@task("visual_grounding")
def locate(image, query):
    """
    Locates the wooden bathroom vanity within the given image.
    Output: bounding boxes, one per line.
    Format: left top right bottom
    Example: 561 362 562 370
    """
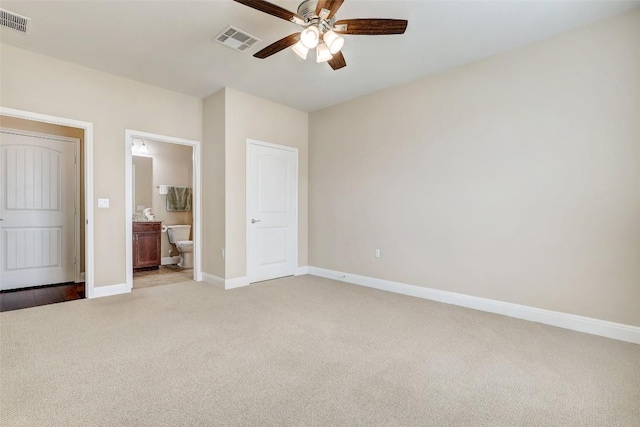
132 221 162 271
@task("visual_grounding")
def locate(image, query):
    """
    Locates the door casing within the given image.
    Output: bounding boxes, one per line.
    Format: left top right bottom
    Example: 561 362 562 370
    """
0 107 95 297
124 129 202 293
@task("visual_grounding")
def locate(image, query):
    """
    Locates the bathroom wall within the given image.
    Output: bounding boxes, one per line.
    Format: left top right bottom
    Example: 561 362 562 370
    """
0 115 86 275
139 139 193 260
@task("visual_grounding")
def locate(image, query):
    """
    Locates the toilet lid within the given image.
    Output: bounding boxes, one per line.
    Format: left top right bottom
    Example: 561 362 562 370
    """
176 240 193 246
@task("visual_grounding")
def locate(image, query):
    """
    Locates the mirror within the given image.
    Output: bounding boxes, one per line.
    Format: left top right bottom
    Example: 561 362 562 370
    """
132 156 153 212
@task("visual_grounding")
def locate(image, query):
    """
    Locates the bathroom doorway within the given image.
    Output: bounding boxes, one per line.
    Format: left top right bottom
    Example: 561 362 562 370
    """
125 130 201 292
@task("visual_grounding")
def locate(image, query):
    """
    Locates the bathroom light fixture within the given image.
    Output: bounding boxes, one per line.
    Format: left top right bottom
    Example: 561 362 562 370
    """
131 138 149 155
139 141 148 155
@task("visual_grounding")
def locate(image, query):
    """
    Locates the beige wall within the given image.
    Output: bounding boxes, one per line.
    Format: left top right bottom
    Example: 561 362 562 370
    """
135 140 193 258
309 10 640 326
0 116 86 273
202 89 226 278
0 44 202 288
225 88 309 279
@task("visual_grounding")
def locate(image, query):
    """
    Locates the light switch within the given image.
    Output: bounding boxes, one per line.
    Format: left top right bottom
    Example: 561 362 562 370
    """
98 198 110 208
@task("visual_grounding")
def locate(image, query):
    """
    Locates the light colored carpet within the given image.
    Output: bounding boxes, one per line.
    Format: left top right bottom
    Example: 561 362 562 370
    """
1 275 639 426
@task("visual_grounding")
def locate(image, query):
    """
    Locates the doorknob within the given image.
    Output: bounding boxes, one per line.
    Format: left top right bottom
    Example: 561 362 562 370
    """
251 219 261 224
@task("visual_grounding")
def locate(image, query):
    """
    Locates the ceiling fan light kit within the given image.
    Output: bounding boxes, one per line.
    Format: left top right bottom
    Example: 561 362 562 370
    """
300 25 320 49
292 40 309 59
323 29 344 54
233 0 408 71
316 42 333 63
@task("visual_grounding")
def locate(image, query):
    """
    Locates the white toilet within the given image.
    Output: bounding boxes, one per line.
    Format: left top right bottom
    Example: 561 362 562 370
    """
165 225 193 269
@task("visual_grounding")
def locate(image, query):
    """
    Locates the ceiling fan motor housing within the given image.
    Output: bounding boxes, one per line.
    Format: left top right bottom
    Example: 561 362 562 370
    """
297 0 335 30
297 0 319 19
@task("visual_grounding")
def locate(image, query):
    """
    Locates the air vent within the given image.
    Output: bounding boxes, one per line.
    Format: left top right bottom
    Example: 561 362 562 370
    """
0 9 31 34
214 25 260 52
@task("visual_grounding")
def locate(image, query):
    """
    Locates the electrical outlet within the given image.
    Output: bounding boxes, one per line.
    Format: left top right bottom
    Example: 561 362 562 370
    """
98 198 109 208
375 249 381 258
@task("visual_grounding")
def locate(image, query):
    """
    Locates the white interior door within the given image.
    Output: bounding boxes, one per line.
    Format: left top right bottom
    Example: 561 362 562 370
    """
1 130 77 290
247 141 298 283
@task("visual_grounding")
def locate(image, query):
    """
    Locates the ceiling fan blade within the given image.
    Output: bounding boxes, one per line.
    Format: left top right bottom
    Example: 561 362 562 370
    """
254 33 300 59
334 19 408 35
328 51 346 70
315 0 344 19
233 0 305 24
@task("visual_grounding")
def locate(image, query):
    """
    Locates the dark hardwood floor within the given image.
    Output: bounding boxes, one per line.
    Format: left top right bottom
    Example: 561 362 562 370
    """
0 283 85 312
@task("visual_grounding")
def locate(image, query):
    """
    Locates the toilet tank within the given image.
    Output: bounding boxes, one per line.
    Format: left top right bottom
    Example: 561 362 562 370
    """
166 225 191 243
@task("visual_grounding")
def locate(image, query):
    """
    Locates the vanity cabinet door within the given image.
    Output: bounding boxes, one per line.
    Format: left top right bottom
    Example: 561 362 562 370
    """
133 222 162 270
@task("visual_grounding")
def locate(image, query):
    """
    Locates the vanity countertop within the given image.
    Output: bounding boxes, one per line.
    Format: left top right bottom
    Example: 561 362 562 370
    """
132 214 162 223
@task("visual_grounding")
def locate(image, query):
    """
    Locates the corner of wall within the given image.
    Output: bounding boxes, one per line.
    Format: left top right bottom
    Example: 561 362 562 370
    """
202 88 227 279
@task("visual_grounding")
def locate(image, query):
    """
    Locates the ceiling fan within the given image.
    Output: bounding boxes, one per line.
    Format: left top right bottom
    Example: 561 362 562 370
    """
233 0 408 70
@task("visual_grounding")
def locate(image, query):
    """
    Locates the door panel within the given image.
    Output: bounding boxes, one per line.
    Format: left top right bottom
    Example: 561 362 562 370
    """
248 142 297 283
4 227 61 270
257 226 288 265
1 131 76 290
258 156 289 213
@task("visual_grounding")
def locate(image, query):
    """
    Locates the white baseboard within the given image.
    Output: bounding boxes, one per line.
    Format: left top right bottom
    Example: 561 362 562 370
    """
161 256 181 265
90 282 128 299
201 272 225 289
308 266 640 345
225 276 250 290
201 273 250 290
295 266 309 276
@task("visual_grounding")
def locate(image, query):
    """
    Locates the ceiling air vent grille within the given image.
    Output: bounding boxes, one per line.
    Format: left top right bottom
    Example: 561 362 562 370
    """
0 9 31 34
214 25 260 52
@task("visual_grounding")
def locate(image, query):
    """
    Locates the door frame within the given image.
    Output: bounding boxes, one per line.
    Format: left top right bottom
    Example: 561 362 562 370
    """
0 128 82 285
124 129 202 292
245 139 299 284
0 107 96 297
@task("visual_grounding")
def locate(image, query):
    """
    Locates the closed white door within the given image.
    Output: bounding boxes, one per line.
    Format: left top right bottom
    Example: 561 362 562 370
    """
0 130 77 290
247 141 298 283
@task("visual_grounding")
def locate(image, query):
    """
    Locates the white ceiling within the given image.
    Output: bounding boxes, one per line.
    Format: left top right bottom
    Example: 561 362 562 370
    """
1 1 638 112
